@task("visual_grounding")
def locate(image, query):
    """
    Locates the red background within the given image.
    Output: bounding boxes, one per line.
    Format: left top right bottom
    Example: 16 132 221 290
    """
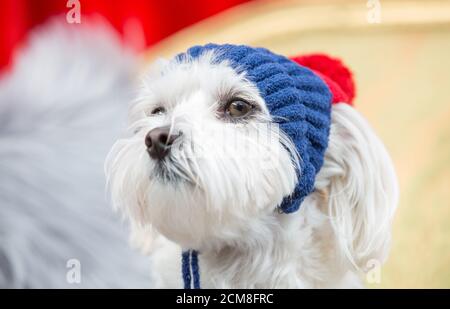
0 0 252 70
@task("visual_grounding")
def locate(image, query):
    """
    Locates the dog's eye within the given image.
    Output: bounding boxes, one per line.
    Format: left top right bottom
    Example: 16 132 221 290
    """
150 107 166 115
225 100 253 118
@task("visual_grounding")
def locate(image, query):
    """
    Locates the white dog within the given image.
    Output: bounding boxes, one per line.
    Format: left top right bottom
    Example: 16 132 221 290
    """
105 46 398 288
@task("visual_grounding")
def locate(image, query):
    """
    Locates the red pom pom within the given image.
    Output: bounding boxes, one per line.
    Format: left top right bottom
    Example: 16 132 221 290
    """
290 54 355 105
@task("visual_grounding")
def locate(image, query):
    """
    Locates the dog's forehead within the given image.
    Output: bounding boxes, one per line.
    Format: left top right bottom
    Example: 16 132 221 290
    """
147 54 252 105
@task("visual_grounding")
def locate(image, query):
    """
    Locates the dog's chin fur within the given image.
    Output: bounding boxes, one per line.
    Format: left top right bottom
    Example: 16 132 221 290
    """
105 54 399 288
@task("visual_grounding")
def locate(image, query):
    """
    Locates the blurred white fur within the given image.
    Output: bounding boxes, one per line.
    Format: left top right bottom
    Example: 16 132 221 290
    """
105 54 399 288
0 19 152 288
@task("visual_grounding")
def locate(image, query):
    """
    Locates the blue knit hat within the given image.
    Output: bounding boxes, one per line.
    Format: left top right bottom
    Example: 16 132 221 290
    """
176 43 332 213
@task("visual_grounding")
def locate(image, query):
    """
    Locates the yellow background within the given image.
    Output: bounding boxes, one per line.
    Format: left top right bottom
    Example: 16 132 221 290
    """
146 0 450 288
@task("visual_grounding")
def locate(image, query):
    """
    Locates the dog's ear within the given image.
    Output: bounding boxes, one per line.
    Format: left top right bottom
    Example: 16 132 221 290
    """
314 103 399 271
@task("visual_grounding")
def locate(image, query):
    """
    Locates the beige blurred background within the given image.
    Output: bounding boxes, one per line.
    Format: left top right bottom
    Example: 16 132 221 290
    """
145 0 450 288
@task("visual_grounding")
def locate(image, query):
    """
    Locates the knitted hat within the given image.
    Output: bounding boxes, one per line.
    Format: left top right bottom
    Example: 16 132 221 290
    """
176 44 355 213
175 44 355 289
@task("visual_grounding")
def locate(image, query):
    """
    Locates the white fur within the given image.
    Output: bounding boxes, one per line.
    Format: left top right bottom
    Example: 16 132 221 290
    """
105 54 399 288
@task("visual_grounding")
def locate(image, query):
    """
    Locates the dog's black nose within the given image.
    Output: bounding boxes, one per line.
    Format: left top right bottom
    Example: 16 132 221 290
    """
145 126 179 160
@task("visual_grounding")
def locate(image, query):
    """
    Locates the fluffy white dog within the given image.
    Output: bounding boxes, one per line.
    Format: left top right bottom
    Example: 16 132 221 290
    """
105 47 398 288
